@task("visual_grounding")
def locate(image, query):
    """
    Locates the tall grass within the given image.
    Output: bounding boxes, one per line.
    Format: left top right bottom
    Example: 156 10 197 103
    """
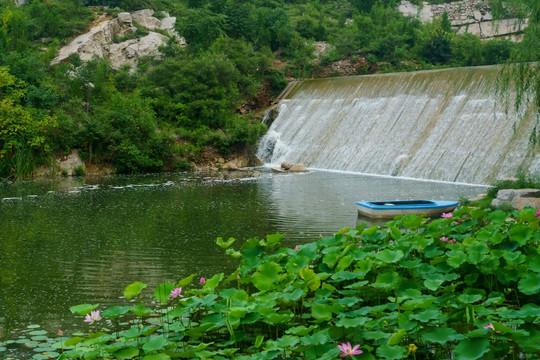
13 145 36 180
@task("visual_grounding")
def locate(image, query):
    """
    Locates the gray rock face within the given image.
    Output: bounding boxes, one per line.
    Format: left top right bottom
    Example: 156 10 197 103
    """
491 188 540 208
51 9 185 71
397 0 528 41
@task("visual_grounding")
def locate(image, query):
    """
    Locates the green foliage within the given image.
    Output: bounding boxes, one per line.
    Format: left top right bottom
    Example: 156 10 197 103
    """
450 32 483 66
483 39 514 65
176 8 227 52
418 21 453 64
0 66 55 178
27 0 95 41
487 173 540 198
265 69 288 96
73 164 85 176
57 207 540 359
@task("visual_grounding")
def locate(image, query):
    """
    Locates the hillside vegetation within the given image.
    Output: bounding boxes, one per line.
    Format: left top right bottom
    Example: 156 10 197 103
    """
0 0 537 179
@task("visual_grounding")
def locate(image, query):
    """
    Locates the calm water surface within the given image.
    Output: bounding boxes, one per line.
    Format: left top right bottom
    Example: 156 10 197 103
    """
0 170 485 356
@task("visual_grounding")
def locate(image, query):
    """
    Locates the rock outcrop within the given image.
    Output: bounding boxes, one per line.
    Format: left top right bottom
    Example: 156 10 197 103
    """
51 10 185 71
491 188 540 210
271 162 309 173
398 0 527 41
56 149 85 176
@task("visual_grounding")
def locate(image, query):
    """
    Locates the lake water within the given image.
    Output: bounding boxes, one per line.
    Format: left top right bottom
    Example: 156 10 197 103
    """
0 170 486 357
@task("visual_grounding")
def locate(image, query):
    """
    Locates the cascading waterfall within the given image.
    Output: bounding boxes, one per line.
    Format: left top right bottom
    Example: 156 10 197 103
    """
256 65 539 184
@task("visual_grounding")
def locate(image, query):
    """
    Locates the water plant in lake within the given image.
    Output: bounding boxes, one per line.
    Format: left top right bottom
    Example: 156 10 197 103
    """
11 206 539 359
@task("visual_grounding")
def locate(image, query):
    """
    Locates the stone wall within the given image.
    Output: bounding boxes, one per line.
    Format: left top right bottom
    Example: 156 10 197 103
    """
398 0 528 40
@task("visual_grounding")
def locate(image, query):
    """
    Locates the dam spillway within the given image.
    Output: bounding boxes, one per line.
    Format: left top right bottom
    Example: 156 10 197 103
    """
257 66 539 185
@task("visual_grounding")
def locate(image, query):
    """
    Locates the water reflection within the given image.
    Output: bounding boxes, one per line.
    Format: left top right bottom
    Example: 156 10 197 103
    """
0 170 485 357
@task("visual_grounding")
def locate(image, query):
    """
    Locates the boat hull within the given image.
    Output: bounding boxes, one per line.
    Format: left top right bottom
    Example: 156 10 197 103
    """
356 200 458 220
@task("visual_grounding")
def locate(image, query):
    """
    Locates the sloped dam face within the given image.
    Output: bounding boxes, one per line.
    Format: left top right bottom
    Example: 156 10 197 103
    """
257 66 539 184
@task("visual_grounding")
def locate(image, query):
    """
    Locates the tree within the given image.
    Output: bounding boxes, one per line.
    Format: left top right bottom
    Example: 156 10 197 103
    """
176 8 227 52
0 67 55 178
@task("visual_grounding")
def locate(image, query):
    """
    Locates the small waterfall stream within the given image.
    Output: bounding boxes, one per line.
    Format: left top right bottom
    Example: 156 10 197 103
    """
257 65 539 184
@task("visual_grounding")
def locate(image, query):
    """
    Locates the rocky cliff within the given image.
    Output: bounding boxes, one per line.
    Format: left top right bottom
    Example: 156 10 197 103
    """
51 9 185 71
398 0 527 40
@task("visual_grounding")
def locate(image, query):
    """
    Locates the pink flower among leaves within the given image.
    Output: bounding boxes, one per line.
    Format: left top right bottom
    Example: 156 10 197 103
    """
440 236 449 242
295 245 299 251
483 322 501 333
170 287 184 299
441 212 453 218
84 310 101 325
337 342 363 358
58 329 63 336
200 277 206 285
536 209 540 218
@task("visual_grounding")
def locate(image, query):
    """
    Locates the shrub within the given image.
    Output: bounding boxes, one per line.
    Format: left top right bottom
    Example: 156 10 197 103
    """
266 69 288 96
73 165 85 177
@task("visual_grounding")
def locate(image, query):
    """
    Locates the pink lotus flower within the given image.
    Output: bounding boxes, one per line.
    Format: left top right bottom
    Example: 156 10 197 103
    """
440 236 449 242
337 342 363 357
84 310 101 325
483 322 501 333
441 212 453 218
295 245 299 251
536 209 540 218
170 287 184 299
58 329 63 336
200 277 206 285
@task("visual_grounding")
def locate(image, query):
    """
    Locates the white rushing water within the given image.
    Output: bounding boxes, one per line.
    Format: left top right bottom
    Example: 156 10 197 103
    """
257 66 539 184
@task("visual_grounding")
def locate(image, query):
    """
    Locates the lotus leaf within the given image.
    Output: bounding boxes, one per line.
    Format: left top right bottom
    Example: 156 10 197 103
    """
113 346 139 359
124 281 147 300
143 354 171 360
216 236 235 249
376 249 404 263
454 338 490 360
299 267 321 291
376 344 405 359
518 272 540 295
142 336 169 352
69 304 99 316
372 272 399 291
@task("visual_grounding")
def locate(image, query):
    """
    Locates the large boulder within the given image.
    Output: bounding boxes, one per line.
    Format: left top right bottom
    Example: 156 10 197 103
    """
491 188 540 208
512 197 540 211
289 164 308 172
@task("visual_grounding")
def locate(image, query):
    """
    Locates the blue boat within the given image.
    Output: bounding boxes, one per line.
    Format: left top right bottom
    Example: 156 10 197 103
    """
356 200 458 219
